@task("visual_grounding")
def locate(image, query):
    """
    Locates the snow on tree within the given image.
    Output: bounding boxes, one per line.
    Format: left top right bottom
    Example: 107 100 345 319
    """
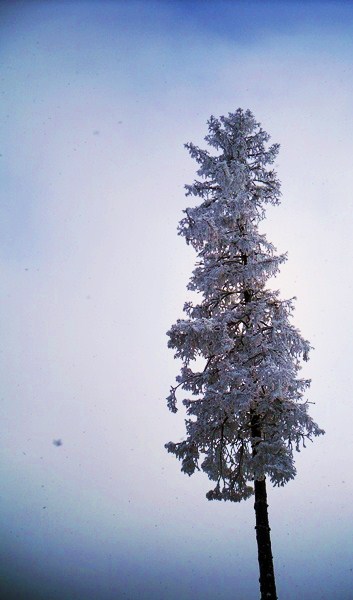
165 109 324 599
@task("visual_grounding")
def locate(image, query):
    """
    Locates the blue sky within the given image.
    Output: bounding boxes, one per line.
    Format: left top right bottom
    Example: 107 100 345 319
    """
1 1 353 598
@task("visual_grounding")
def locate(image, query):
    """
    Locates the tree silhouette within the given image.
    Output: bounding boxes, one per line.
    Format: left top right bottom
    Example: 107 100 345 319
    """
166 109 324 599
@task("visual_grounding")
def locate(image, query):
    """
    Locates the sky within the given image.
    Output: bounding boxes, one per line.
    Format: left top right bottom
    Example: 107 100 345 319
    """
1 1 353 598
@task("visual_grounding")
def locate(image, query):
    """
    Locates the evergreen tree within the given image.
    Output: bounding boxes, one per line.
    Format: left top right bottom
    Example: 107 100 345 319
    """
165 109 324 599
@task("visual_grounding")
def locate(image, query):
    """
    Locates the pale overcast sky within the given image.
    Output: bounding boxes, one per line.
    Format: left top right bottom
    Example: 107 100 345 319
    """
1 1 353 598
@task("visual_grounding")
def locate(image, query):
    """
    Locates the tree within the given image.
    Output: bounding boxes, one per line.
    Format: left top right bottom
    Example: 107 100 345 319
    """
165 109 324 600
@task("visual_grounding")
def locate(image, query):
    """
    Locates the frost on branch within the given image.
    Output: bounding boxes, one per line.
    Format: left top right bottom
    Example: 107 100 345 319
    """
165 109 324 502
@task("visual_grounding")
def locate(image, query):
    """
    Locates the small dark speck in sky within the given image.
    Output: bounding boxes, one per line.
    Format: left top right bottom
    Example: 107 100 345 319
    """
53 439 63 446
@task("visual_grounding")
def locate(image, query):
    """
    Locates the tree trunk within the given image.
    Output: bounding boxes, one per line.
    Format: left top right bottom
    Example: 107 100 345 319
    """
244 274 277 598
251 409 277 599
254 477 277 599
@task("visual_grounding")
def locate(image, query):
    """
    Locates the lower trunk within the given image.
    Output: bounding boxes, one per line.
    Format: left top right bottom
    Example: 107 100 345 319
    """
254 478 277 599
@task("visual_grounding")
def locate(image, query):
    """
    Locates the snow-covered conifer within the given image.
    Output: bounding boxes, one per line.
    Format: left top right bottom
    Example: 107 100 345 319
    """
166 109 324 599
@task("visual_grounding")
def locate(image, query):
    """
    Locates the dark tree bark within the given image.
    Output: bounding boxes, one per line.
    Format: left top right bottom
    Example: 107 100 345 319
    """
244 266 277 598
252 412 277 599
254 478 277 599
